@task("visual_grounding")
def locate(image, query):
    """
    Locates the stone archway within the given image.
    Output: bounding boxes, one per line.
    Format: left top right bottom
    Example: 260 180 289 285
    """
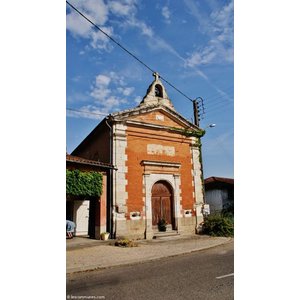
151 181 174 229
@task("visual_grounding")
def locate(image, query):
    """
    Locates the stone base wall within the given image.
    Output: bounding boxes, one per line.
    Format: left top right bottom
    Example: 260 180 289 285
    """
115 216 201 239
115 219 146 240
178 216 197 235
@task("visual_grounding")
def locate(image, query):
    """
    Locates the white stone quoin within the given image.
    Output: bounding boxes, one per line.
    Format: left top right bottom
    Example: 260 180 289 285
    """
113 123 128 213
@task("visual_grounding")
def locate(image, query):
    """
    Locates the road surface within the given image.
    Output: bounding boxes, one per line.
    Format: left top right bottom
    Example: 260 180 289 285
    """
67 240 234 300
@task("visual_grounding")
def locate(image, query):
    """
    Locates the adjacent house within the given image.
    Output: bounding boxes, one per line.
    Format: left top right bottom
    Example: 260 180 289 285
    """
71 73 206 239
204 176 234 214
66 154 115 239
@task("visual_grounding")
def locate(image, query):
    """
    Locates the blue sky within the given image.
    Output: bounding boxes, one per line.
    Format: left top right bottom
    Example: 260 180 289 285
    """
66 0 234 178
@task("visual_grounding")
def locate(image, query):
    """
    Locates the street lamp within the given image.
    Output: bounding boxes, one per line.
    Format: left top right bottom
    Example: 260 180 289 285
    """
206 123 216 129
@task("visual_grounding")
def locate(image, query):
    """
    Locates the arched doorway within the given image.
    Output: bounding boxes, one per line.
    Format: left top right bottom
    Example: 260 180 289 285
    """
151 181 174 229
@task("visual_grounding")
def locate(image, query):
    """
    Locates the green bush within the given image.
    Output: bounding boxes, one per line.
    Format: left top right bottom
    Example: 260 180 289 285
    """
221 203 234 218
115 239 138 247
66 169 103 197
158 219 167 232
202 214 234 237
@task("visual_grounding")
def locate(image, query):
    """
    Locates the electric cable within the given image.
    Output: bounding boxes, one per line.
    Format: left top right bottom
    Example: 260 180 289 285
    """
204 95 234 109
205 102 233 115
66 1 193 103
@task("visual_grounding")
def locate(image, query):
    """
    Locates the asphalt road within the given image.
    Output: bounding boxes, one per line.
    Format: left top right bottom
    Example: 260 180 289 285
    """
67 240 234 300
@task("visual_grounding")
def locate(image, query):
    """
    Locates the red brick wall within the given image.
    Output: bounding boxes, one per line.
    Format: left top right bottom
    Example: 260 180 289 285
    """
125 124 195 214
130 110 184 128
72 125 111 163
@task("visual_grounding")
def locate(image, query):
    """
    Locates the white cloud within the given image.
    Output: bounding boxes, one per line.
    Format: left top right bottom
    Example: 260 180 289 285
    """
90 86 111 101
211 1 233 29
67 105 109 120
183 0 234 65
108 71 126 86
162 6 171 23
123 87 134 96
90 26 114 50
95 74 111 86
126 18 154 38
66 0 112 50
66 11 92 37
108 1 137 17
118 87 135 96
90 72 138 111
90 75 112 104
185 46 217 67
185 52 201 68
67 0 108 27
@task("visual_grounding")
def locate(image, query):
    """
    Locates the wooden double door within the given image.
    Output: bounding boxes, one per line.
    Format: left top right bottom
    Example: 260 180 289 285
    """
151 181 174 228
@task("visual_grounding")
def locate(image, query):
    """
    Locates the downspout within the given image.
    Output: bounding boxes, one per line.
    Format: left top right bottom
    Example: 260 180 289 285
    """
105 117 114 238
198 132 208 233
198 136 206 204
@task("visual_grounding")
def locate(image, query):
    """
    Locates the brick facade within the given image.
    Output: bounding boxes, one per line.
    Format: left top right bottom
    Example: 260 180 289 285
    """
72 74 205 239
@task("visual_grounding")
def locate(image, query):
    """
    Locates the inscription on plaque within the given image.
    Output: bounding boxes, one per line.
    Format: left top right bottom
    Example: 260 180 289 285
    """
147 144 175 156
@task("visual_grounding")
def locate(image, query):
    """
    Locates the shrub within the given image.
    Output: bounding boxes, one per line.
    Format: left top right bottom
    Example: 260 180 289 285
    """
158 219 167 232
115 239 138 247
221 202 234 218
202 214 234 237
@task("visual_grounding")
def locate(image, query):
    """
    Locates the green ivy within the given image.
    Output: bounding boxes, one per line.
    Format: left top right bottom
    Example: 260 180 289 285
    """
170 127 206 138
66 169 103 197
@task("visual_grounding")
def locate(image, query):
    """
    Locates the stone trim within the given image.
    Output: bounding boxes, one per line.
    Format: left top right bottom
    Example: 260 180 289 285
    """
113 123 128 214
111 105 199 131
141 160 181 168
190 138 204 230
143 173 182 239
190 141 203 205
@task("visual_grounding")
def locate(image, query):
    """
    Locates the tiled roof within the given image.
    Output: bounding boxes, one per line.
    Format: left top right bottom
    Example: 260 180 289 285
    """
66 154 116 169
204 176 234 185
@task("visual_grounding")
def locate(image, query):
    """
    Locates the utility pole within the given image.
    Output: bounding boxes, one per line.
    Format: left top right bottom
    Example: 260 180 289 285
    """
192 97 215 229
193 99 200 127
192 97 204 233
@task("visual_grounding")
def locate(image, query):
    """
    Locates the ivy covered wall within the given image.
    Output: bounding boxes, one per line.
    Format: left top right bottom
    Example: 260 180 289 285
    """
66 169 103 197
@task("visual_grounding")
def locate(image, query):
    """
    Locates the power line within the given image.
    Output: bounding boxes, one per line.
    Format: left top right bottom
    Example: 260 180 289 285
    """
204 94 234 109
206 100 233 111
206 92 234 104
203 85 234 100
205 102 233 114
66 1 193 103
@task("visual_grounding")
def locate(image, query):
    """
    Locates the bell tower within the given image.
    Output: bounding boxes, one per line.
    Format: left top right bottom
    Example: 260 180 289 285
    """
138 72 174 109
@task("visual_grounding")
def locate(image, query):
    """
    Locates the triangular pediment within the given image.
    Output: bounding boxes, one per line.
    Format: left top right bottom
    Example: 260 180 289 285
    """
111 104 199 130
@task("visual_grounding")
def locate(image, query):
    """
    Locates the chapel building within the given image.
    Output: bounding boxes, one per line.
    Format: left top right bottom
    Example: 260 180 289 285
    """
72 73 205 239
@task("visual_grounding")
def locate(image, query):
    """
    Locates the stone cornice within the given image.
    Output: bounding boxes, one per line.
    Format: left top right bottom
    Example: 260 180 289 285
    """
110 104 199 131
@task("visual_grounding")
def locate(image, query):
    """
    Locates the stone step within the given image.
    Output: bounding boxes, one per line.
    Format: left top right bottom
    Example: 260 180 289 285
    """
153 231 180 239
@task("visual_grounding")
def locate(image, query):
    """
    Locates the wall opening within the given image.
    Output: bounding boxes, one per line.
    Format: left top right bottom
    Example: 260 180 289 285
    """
155 84 163 97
